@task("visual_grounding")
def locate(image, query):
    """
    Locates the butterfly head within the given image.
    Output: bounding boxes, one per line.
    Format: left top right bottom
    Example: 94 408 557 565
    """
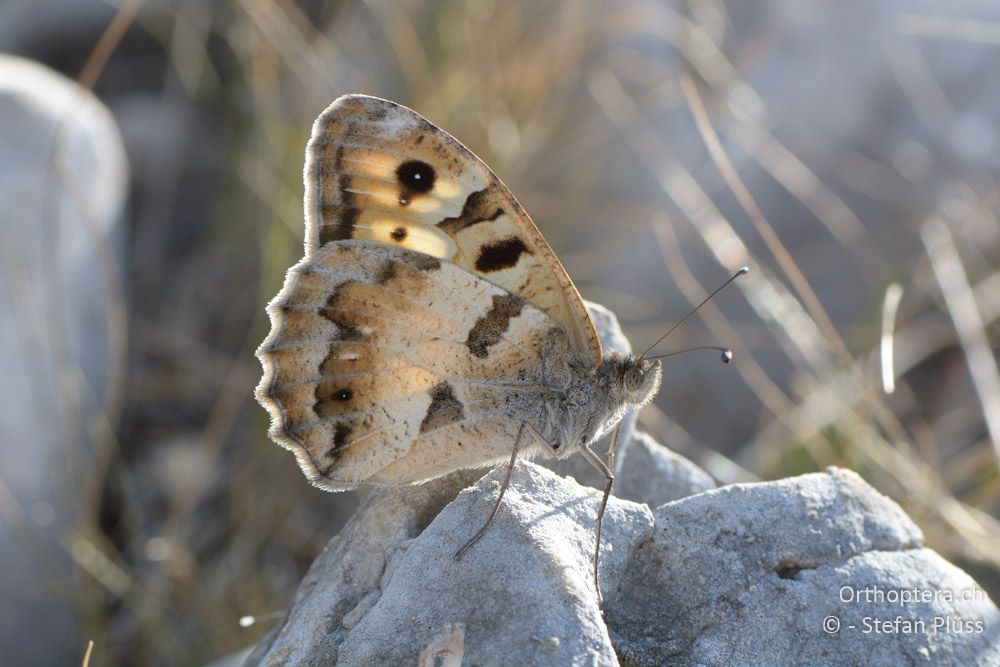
605 353 662 408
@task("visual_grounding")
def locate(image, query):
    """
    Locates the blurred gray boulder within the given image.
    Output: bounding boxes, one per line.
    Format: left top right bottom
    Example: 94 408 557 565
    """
0 54 127 664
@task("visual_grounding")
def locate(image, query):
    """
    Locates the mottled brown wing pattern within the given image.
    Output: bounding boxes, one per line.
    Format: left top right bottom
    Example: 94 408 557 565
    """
256 240 556 489
304 94 601 366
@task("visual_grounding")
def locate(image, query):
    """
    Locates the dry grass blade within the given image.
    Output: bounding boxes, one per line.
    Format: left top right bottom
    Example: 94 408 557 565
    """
721 117 888 284
80 640 94 667
679 73 855 372
880 283 904 395
679 72 919 451
920 218 1000 466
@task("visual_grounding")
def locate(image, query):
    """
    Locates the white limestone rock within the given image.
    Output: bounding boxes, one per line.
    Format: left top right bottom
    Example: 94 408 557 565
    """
615 430 716 507
605 468 1000 666
247 463 654 665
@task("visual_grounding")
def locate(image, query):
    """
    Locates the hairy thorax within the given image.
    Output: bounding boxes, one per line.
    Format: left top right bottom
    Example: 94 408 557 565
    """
522 330 631 458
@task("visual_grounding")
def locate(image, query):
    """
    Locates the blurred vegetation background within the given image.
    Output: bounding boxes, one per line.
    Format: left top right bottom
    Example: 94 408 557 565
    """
1 0 999 664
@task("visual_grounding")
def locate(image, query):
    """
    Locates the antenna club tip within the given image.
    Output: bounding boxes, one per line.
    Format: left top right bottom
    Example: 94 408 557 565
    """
721 349 733 364
737 266 750 275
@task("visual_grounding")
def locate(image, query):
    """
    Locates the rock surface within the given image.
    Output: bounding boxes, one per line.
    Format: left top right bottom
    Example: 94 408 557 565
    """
247 463 653 665
543 429 714 507
248 463 1000 666
613 430 716 507
606 468 1000 666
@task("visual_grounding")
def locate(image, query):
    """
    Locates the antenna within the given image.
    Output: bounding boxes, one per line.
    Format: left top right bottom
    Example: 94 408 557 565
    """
639 266 749 359
647 346 733 364
239 610 286 628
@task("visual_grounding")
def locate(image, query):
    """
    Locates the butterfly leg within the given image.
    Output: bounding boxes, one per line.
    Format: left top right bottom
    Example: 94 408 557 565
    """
579 420 623 606
454 421 527 562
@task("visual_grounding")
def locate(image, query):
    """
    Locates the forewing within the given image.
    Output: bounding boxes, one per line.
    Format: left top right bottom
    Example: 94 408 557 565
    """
255 241 553 490
304 94 601 366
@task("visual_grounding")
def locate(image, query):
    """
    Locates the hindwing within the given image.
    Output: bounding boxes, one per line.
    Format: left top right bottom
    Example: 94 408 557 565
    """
256 241 558 489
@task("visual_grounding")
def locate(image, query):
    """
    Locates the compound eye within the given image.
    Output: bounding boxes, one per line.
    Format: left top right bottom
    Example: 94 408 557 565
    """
624 366 643 391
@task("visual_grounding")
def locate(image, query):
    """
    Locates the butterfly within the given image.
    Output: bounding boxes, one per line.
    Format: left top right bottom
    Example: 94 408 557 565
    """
256 94 664 601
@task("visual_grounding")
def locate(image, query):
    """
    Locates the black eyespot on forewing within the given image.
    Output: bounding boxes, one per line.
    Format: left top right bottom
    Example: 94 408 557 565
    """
396 160 436 194
475 237 531 273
